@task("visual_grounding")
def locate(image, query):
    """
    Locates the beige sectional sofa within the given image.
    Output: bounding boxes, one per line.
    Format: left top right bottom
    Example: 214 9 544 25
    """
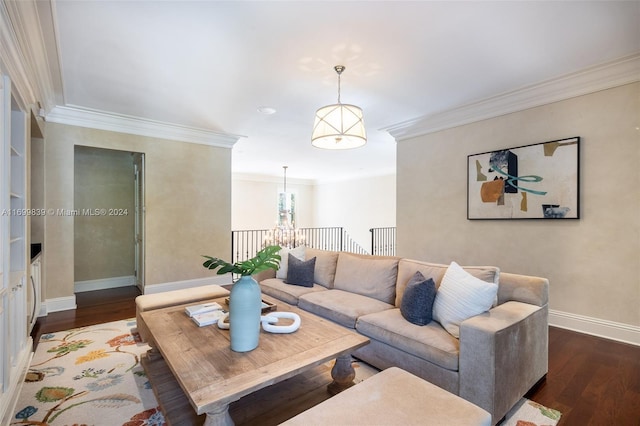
256 247 549 424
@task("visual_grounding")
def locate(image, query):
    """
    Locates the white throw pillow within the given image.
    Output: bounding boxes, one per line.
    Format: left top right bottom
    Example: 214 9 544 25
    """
276 245 306 279
432 261 499 338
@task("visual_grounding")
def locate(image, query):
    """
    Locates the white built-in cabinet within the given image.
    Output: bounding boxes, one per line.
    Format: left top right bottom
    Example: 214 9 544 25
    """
0 75 32 424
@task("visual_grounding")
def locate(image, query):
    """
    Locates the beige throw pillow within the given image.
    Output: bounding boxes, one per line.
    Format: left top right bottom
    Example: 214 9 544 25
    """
305 247 339 288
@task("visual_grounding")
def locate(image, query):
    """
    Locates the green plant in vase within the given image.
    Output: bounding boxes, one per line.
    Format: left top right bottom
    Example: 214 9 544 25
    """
202 244 282 277
202 245 281 352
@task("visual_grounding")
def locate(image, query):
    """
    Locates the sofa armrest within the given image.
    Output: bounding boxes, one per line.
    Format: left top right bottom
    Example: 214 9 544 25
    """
497 272 548 306
458 301 548 424
253 268 276 283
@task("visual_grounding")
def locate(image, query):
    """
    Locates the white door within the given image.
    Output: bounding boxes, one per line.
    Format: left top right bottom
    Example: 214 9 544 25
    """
133 153 145 293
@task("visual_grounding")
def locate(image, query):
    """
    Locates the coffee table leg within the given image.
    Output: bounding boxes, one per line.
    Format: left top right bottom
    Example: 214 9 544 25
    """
204 404 234 426
327 354 356 395
145 346 162 361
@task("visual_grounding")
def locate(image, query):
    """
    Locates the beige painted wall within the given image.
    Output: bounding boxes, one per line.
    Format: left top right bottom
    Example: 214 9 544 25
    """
232 177 314 230
314 174 396 250
74 146 135 283
44 122 232 300
232 174 397 251
397 82 639 327
30 137 44 244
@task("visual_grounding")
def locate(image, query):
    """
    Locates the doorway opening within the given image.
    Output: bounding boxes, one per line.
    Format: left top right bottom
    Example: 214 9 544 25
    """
73 146 145 294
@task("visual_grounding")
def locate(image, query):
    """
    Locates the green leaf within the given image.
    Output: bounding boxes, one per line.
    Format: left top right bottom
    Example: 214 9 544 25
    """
88 393 141 408
35 386 75 403
201 245 282 276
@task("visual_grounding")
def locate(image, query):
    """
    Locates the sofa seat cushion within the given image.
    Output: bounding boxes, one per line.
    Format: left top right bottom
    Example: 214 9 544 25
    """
260 278 326 305
333 252 399 304
298 289 395 329
356 308 460 371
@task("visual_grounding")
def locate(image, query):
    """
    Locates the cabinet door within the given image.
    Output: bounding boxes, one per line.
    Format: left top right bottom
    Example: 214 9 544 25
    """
0 292 6 393
8 274 26 368
0 71 9 398
0 73 31 424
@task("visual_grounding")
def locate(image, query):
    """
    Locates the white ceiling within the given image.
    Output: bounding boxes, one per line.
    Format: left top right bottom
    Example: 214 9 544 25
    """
44 0 640 182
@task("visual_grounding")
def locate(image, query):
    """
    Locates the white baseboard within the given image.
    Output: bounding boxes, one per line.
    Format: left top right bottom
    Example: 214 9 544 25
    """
44 295 77 313
42 277 228 312
549 309 640 346
74 275 136 293
143 275 231 294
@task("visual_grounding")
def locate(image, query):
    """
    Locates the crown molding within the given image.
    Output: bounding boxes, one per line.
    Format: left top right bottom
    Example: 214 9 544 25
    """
46 105 243 148
385 53 640 141
4 0 57 112
233 172 315 186
0 0 38 111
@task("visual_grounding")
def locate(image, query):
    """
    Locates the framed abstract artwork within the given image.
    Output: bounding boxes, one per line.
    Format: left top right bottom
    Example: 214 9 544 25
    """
467 137 580 220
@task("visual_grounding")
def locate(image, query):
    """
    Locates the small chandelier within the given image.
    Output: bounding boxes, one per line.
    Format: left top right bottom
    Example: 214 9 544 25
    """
263 166 305 249
311 65 367 150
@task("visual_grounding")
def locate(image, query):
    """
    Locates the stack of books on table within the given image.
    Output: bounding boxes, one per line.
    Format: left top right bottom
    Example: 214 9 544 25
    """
184 302 227 327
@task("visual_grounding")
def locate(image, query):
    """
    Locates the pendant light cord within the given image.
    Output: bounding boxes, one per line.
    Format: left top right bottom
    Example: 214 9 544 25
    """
334 65 345 104
283 165 288 192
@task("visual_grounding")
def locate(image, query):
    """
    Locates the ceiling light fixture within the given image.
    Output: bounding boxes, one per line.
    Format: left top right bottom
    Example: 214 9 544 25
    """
311 65 366 150
263 166 305 249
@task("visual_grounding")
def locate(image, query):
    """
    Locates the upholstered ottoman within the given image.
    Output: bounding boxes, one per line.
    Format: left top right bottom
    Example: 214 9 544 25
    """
135 284 230 343
281 367 491 426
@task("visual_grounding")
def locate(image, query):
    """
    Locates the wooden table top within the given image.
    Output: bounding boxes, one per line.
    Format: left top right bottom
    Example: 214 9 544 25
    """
140 294 369 416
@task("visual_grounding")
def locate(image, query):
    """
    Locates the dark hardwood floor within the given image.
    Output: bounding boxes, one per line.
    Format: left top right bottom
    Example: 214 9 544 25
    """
525 326 640 425
32 287 640 425
31 285 140 349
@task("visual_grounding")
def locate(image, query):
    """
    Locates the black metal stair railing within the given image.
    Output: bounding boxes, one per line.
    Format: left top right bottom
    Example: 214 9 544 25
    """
231 227 376 265
370 227 397 256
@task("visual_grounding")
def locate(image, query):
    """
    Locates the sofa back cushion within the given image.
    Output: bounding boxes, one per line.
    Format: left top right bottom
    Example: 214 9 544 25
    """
395 258 499 307
333 252 399 304
306 247 339 288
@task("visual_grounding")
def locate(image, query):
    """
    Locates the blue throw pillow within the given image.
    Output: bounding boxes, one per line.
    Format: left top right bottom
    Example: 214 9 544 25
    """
400 271 437 326
285 253 316 287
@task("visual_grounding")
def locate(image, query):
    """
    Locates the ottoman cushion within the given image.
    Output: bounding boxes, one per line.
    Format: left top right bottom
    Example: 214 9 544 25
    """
135 284 230 342
281 367 491 426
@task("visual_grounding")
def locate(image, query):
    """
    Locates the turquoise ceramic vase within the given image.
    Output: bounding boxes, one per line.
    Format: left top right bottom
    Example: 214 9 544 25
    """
229 275 262 352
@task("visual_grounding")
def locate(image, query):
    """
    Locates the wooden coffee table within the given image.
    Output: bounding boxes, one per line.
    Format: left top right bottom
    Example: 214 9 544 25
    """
139 294 369 426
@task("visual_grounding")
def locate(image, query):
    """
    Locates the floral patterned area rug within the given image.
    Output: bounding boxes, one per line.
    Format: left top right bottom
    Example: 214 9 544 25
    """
12 319 163 426
499 398 562 426
12 318 561 426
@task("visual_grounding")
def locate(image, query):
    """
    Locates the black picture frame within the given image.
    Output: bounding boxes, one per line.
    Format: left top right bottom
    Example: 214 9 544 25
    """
467 137 580 220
